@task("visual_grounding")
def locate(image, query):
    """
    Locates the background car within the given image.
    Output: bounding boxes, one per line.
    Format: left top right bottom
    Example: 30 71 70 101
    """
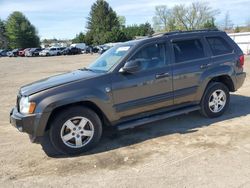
0 49 8 57
98 45 110 54
25 48 42 57
18 48 30 57
39 47 62 56
62 47 82 55
7 49 19 57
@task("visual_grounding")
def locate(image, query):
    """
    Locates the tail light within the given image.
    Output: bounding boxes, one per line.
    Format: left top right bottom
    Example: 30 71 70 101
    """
238 55 244 68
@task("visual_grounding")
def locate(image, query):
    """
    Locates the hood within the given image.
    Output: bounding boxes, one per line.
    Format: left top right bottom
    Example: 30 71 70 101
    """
20 69 100 96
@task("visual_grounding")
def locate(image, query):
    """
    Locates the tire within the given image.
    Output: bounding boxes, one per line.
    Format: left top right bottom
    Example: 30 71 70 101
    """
200 82 230 118
41 106 102 155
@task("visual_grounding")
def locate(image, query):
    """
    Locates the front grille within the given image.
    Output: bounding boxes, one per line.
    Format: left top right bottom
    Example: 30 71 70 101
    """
16 94 21 112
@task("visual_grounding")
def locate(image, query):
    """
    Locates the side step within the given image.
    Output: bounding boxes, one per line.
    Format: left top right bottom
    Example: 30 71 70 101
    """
117 105 200 131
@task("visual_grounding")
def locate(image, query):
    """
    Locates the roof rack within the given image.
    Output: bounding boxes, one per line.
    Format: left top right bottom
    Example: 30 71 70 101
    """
151 29 219 37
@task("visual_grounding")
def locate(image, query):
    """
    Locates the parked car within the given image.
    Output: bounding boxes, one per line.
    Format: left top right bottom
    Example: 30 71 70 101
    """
98 45 110 54
62 47 82 55
18 48 30 57
25 48 43 57
10 29 246 156
39 47 62 56
70 43 86 50
83 46 100 54
0 49 8 57
7 49 19 57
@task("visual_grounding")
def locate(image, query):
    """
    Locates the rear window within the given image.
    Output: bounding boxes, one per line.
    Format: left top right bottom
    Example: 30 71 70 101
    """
206 37 233 56
173 39 205 63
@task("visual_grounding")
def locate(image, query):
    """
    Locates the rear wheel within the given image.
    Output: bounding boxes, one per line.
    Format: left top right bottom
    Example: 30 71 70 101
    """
200 82 230 118
41 106 102 156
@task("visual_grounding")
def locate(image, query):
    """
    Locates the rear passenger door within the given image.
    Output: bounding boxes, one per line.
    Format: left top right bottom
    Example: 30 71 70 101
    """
205 35 237 71
171 37 210 105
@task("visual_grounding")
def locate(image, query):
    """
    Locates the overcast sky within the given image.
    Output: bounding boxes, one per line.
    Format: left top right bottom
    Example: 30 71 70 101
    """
0 0 249 39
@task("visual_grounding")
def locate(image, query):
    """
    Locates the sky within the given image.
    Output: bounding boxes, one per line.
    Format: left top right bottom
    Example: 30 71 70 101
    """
0 0 249 39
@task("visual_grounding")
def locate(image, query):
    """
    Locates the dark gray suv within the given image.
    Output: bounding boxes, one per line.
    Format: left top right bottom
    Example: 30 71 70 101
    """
10 29 246 155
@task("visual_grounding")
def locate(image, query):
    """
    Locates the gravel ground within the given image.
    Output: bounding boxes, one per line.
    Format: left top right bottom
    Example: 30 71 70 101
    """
0 54 250 188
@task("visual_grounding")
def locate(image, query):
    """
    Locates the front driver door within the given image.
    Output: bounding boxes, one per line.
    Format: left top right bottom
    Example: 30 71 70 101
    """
111 42 173 119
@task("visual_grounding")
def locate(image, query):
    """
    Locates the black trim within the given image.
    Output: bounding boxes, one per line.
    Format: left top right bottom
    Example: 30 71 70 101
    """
114 92 173 112
117 105 200 130
174 86 198 98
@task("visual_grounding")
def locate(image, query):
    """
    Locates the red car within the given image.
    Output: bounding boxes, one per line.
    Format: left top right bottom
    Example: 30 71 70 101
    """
18 48 30 57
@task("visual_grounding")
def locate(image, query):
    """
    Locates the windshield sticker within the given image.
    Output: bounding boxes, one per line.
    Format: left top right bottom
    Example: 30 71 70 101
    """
116 46 130 52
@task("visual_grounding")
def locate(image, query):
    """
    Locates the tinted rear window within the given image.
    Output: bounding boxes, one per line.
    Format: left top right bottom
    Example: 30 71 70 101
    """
206 37 233 56
173 39 205 63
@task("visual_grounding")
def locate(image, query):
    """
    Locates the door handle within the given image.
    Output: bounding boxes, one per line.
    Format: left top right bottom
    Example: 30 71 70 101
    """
155 72 170 79
200 63 212 69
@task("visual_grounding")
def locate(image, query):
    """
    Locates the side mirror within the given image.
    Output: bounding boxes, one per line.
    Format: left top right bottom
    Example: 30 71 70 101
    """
119 59 141 73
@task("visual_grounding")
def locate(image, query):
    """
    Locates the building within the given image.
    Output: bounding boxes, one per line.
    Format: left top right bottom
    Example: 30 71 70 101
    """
228 32 250 55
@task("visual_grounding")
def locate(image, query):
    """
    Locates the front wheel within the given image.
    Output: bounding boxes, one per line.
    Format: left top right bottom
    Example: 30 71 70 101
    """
42 106 102 156
200 82 230 118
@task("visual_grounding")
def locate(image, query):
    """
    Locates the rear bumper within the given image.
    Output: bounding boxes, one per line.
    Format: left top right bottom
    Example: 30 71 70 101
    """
10 107 37 135
235 72 246 90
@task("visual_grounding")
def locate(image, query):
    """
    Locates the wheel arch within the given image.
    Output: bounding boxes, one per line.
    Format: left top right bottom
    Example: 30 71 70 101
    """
43 100 111 133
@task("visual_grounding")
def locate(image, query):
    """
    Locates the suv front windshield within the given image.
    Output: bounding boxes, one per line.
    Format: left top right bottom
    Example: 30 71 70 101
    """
88 45 132 72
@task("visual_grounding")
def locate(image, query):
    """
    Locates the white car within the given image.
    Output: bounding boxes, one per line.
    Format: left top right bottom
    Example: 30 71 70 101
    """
39 47 62 56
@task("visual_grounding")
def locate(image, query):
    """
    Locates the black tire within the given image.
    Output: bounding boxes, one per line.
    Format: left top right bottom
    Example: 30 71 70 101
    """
200 82 230 118
41 106 102 156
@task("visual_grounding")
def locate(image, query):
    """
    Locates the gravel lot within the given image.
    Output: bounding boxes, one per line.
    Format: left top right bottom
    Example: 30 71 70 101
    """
0 54 250 188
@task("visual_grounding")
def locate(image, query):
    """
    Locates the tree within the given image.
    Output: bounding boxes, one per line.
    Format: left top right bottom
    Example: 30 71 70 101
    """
118 16 126 29
153 5 170 31
6 11 40 49
86 0 122 45
123 23 154 40
0 19 8 49
173 2 219 30
153 2 219 31
203 17 217 29
235 26 240 33
72 32 85 43
222 11 233 30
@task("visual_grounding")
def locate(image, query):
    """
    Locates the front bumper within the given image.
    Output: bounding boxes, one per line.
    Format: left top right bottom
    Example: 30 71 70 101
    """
10 107 37 135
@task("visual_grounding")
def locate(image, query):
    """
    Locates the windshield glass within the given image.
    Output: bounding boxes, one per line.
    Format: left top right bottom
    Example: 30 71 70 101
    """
88 45 132 72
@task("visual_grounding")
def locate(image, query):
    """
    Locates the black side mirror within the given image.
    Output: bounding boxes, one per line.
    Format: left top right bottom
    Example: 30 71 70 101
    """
119 59 141 73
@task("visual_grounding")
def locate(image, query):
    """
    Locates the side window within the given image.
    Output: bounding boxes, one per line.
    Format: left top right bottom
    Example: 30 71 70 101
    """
173 39 205 63
130 43 166 71
206 37 233 56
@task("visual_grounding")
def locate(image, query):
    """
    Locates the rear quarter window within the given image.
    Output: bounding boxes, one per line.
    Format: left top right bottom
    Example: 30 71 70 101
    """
173 39 205 63
206 37 233 56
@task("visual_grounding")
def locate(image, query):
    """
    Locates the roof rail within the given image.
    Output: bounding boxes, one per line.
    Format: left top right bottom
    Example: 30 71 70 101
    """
163 29 219 36
150 29 220 38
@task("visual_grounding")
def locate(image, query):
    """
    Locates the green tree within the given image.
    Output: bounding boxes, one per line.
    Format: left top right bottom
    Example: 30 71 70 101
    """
118 16 126 29
0 19 8 49
203 18 217 29
72 32 85 43
123 23 154 40
234 26 240 33
86 0 122 45
6 11 40 49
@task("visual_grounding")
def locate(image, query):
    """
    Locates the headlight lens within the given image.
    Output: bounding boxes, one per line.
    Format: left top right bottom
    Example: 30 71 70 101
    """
19 97 36 114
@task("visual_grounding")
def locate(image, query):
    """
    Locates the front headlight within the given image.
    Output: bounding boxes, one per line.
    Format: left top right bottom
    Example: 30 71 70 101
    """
19 96 36 114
